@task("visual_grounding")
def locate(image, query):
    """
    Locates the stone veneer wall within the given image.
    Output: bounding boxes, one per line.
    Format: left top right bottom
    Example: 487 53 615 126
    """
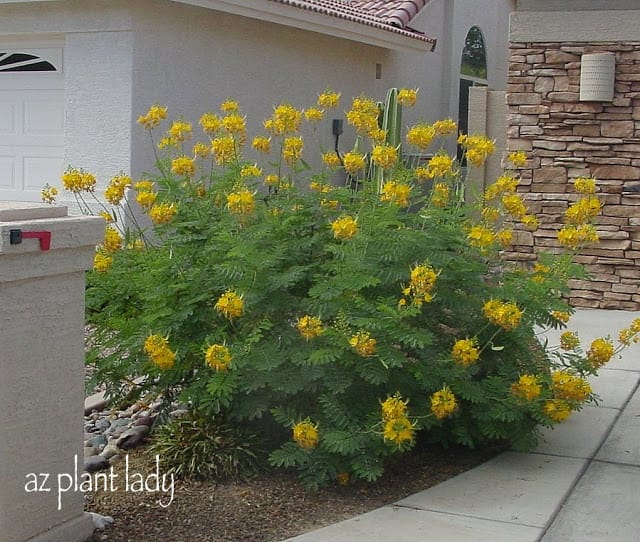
506 41 640 310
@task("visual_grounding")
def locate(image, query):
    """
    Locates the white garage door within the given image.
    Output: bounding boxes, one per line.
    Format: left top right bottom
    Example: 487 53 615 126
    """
0 47 64 202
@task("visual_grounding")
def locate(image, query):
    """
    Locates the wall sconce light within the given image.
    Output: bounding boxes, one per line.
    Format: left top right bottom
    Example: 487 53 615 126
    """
580 53 615 102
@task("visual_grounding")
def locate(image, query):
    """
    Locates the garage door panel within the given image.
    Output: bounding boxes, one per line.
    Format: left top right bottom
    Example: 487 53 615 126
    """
24 97 64 135
0 100 17 134
0 156 17 190
23 155 64 191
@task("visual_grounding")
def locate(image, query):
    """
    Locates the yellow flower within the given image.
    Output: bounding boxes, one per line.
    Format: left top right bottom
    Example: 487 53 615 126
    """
205 344 233 372
521 214 539 231
93 251 113 272
292 420 319 450
322 152 342 169
320 199 339 209
430 387 457 420
574 177 597 194
565 196 601 224
220 99 240 113
481 206 500 223
103 227 122 253
551 310 571 324
264 174 280 187
168 120 192 142
408 264 438 303
211 136 236 165
381 394 408 421
136 190 157 209
618 319 640 346
369 127 387 143
383 416 414 446
543 399 572 423
337 472 349 486
511 374 542 401
222 113 246 135
171 156 196 177
283 136 304 165
41 184 58 205
331 216 358 240
482 300 523 332
560 331 580 350
61 168 96 193
501 193 527 218
310 181 332 193
148 203 177 225
296 315 324 340
215 290 244 320
406 123 436 150
103 173 130 205
468 225 495 250
551 371 592 402
587 337 614 369
433 119 458 136
451 338 480 366
252 136 271 154
193 142 211 158
317 89 341 109
397 88 418 106
227 189 256 215
346 95 379 136
265 103 303 135
461 134 495 166
426 154 454 178
380 181 411 207
199 112 221 135
137 104 167 129
485 174 519 200
240 164 262 178
507 150 528 167
99 211 114 223
431 182 450 208
342 152 366 175
557 224 599 248
135 180 155 192
304 107 324 123
143 334 176 371
497 229 513 248
349 331 377 357
371 145 398 170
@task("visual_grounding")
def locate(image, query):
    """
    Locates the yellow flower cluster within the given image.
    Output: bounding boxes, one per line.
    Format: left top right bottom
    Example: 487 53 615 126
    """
511 374 542 401
264 103 303 135
430 386 457 419
321 151 342 169
222 113 246 136
220 99 239 113
574 176 597 194
317 89 341 109
103 227 122 253
137 104 167 129
331 216 358 240
397 88 418 106
451 338 480 366
543 399 572 422
551 371 592 402
431 182 450 208
144 334 176 370
406 264 438 304
215 290 244 320
618 318 640 346
342 151 366 175
458 134 495 167
227 189 256 216
346 95 380 137
62 168 96 193
104 173 131 205
310 181 332 193
349 331 377 357
557 224 599 248
565 196 601 224
304 107 324 123
433 119 458 136
296 315 324 340
199 112 221 135
252 136 271 154
560 331 580 350
240 164 262 178
93 251 113 272
41 184 58 205
586 337 614 369
485 174 519 201
482 299 523 332
496 228 513 248
292 420 319 450
551 310 571 324
211 136 236 165
135 181 157 209
168 120 192 142
192 142 210 158
406 123 436 150
507 150 528 167
264 174 279 187
283 136 304 165
205 344 233 372
467 225 495 250
148 203 177 225
171 156 196 177
381 394 414 446
371 144 398 170
501 193 527 219
380 181 411 207
425 154 454 178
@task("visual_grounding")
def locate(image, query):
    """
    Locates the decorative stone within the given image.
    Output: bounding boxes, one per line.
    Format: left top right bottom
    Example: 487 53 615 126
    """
84 455 109 473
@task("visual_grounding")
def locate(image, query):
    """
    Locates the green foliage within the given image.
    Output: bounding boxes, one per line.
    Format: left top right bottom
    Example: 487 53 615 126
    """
79 88 636 489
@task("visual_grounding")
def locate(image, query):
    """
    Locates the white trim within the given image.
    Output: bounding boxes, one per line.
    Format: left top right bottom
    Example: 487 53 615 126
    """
171 0 434 53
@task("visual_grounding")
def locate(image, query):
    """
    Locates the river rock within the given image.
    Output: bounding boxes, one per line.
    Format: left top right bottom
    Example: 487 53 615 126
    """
84 455 109 473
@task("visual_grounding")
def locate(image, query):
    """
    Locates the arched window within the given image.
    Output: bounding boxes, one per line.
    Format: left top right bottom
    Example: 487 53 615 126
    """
0 52 57 72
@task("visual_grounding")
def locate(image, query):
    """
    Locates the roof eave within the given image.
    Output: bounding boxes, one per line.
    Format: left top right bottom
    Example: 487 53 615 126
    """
171 0 435 53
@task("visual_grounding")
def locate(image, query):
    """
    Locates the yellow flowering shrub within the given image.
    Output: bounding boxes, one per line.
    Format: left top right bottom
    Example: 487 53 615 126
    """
80 89 638 490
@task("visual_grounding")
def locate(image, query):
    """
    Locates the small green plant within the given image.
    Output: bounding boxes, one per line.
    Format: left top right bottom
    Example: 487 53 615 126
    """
54 88 640 489
148 413 262 480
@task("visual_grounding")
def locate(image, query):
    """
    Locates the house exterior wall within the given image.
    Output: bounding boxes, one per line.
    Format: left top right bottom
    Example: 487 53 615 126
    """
507 7 640 310
0 0 134 194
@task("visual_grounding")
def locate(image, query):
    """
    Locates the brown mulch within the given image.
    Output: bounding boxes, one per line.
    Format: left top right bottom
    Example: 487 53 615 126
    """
86 442 503 542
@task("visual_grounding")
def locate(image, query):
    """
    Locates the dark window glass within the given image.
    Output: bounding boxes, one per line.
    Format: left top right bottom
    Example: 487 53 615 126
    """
1 61 56 72
461 26 487 79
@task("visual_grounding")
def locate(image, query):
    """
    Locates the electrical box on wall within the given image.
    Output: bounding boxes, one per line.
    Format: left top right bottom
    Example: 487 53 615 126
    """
580 53 616 102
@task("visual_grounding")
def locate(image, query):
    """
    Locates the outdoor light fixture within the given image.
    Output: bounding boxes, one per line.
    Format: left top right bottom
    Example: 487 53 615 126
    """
580 53 615 102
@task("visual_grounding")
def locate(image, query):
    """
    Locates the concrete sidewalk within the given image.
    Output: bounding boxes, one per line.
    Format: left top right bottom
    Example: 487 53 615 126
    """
285 309 640 542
